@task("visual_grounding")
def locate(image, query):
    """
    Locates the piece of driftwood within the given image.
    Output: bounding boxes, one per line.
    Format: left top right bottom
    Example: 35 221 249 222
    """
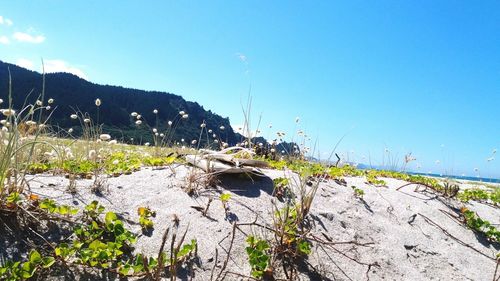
204 154 269 168
185 147 267 175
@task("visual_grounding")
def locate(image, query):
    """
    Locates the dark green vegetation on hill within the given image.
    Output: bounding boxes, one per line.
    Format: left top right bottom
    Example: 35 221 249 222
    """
0 60 237 145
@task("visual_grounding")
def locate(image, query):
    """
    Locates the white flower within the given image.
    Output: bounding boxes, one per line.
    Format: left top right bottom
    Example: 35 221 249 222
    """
83 118 91 123
270 148 276 153
181 138 185 142
39 124 46 129
208 129 212 133
89 150 96 159
0 99 3 104
70 114 78 119
36 100 43 106
131 112 138 117
109 140 117 145
137 114 142 119
135 120 142 125
26 121 37 126
0 120 5 125
48 98 54 104
95 98 101 106
212 134 217 138
160 133 164 137
99 134 111 141
487 157 495 162
200 123 206 128
179 110 185 115
182 114 189 119
168 121 173 126
112 159 119 165
214 140 219 143
222 142 228 148
219 126 225 130
191 140 197 145
144 142 150 146
281 150 285 154
1 127 8 132
152 128 157 133
1 109 15 117
258 143 263 147
155 133 159 136
153 109 158 114
68 128 74 133
45 106 51 110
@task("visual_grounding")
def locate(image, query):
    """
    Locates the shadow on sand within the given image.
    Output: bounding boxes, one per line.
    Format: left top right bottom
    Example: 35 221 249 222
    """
217 173 274 198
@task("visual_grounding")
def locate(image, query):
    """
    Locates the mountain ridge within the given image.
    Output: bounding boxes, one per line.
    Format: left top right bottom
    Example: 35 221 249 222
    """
0 60 239 145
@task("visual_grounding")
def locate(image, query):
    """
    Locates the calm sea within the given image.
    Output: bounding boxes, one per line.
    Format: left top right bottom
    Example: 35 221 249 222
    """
408 172 500 184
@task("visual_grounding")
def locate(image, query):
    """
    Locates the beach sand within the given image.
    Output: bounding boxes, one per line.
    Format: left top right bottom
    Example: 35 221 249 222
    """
12 165 500 280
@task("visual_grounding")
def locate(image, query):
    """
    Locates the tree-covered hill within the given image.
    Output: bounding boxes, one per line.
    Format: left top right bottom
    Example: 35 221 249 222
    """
0 60 239 145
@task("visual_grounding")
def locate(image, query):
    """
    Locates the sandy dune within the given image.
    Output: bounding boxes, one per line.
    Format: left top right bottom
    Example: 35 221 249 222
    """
17 165 500 280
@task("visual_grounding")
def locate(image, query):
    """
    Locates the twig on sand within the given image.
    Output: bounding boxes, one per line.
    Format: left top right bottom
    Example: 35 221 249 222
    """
214 222 237 281
493 258 499 281
418 213 496 261
317 236 379 281
209 248 219 281
225 271 259 280
313 233 375 247
396 182 414 191
318 244 354 281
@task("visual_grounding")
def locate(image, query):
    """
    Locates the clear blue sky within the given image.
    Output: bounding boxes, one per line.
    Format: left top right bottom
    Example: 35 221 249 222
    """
0 1 498 178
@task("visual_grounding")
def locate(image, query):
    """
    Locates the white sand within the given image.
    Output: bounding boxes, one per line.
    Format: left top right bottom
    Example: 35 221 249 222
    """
22 166 500 280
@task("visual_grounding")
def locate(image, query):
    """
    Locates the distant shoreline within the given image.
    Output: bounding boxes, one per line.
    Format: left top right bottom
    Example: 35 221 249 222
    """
407 171 500 184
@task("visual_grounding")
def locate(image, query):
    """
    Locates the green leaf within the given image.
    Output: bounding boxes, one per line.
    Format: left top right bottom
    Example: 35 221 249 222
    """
7 192 21 204
297 240 312 255
42 257 56 268
177 239 197 258
21 262 36 278
29 250 42 264
58 205 70 215
220 193 231 202
119 264 131 275
105 212 118 224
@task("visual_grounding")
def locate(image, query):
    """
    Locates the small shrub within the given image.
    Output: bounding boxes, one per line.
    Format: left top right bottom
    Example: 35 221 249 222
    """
246 236 271 279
